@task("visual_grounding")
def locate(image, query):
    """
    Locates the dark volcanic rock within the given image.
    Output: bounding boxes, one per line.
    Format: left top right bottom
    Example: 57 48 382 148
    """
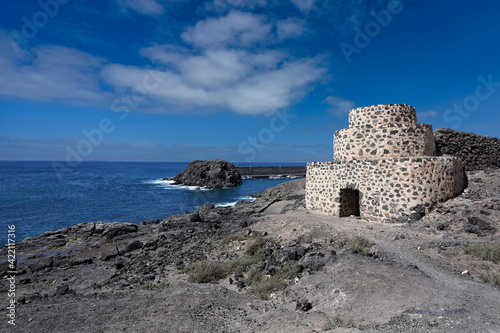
124 240 144 253
464 216 496 236
28 257 54 272
100 244 120 261
173 160 243 189
197 204 216 220
101 222 138 239
0 260 14 277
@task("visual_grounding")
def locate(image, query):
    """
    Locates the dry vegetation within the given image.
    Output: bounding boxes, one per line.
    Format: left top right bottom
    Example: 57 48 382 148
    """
245 264 300 299
346 236 374 256
183 260 227 283
463 242 500 264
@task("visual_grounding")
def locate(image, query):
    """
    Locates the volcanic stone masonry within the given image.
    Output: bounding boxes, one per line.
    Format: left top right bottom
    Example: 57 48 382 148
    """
306 104 466 221
434 128 500 171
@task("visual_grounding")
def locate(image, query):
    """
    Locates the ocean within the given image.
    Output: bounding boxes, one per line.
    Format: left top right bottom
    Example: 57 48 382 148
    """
0 161 304 241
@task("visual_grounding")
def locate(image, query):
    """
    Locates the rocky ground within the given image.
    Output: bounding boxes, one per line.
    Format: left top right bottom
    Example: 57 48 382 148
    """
1 169 499 333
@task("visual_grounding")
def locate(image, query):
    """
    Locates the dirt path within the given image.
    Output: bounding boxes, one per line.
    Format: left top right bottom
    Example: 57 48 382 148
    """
250 208 500 331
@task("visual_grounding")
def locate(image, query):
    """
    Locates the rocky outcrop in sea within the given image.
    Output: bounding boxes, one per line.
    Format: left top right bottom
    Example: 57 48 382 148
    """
171 159 243 189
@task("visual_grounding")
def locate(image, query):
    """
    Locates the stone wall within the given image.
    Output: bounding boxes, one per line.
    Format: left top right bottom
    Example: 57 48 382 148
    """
434 128 500 171
306 156 465 221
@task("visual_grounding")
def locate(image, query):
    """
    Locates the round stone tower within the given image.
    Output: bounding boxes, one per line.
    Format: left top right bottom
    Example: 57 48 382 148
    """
306 104 466 221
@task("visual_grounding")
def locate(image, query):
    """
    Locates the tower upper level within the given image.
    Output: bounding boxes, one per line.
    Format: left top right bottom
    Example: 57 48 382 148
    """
348 104 417 128
334 104 436 162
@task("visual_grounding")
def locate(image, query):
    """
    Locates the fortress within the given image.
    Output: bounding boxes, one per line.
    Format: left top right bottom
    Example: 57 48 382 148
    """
306 104 466 221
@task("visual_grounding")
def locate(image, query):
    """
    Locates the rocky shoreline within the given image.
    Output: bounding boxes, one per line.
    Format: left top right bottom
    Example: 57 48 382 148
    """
1 170 500 332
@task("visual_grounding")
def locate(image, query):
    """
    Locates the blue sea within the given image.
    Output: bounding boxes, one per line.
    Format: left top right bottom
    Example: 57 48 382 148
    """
0 161 304 241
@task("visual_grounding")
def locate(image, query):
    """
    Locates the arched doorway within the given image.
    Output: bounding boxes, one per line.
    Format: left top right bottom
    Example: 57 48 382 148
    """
339 189 360 217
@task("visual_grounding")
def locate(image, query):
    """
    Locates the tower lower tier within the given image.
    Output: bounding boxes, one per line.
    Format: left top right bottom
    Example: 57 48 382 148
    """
306 156 465 221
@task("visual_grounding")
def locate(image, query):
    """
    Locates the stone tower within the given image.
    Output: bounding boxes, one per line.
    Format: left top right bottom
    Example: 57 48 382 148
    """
306 104 466 221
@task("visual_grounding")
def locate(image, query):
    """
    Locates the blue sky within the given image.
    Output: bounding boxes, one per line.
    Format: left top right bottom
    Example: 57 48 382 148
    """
1 0 499 163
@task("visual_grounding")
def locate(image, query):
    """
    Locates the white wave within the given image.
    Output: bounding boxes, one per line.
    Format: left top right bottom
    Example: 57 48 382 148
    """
143 179 173 185
143 179 210 191
238 196 256 202
215 201 239 207
215 196 256 207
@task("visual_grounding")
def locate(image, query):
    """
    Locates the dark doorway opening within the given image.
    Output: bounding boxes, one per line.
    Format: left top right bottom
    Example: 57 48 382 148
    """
339 189 360 217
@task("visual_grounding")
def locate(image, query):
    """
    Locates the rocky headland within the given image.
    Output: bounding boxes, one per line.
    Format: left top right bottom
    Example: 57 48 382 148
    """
1 166 499 332
170 159 243 189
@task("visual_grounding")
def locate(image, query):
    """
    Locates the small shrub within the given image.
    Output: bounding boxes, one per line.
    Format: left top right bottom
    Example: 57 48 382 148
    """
245 264 300 299
322 316 356 331
463 242 500 264
253 250 265 261
246 270 288 299
222 233 249 244
225 250 265 274
346 236 374 256
245 268 265 286
479 271 500 286
226 257 258 273
183 260 227 283
246 235 266 255
274 263 300 281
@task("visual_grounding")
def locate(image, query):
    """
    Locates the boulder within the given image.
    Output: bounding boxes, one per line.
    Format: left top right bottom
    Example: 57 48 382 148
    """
28 257 54 272
100 244 119 261
101 222 138 239
0 260 14 277
173 160 242 189
196 204 216 221
464 216 496 236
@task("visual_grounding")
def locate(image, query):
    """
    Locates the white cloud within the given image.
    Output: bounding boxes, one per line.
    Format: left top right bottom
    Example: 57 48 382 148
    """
117 0 164 15
0 6 326 116
0 30 108 105
178 50 252 88
104 10 326 115
276 18 308 39
103 51 324 114
417 110 438 118
181 11 272 48
139 44 191 64
324 96 355 117
289 0 315 13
